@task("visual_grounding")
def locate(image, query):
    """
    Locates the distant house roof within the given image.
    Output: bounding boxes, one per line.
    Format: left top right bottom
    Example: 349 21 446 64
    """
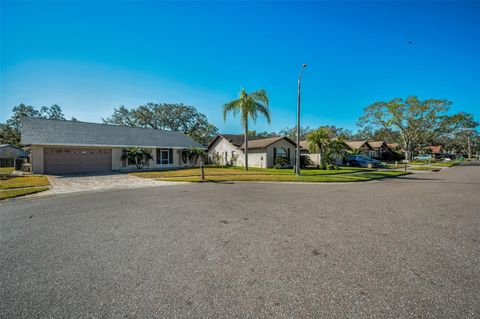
368 141 392 150
208 134 297 150
0 144 28 158
425 145 443 154
20 117 205 149
387 143 400 149
344 141 372 150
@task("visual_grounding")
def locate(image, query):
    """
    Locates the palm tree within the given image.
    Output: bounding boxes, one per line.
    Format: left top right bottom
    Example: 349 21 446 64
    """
121 147 153 169
223 89 271 170
306 127 331 168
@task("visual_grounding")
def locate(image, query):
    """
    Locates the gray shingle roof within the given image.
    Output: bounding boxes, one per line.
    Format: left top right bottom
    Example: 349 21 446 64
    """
21 117 205 149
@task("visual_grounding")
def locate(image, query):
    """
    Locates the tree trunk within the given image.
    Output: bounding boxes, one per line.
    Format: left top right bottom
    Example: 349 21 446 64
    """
244 122 249 171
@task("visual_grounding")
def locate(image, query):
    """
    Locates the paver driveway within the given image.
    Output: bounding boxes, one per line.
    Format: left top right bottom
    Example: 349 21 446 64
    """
37 172 184 196
1 162 479 318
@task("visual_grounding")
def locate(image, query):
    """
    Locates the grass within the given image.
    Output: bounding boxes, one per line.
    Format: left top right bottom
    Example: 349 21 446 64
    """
409 166 440 171
0 175 50 189
0 187 49 200
0 167 15 174
131 166 408 183
0 175 50 200
131 166 369 179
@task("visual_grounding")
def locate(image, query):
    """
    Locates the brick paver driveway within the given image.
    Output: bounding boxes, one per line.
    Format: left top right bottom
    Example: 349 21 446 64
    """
37 172 183 196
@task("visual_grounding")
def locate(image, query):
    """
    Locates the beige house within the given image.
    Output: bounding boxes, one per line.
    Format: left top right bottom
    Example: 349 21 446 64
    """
21 117 205 174
207 134 297 168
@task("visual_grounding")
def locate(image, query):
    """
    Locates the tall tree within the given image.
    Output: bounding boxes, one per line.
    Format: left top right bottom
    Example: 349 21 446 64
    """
223 89 271 170
429 112 478 154
358 96 451 160
1 104 67 145
103 103 218 145
278 126 312 140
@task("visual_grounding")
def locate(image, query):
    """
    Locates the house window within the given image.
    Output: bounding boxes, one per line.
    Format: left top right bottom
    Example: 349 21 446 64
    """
276 148 287 158
156 148 174 165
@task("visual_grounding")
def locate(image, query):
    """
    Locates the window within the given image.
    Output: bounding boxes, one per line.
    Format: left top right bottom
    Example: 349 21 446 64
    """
156 148 174 165
276 147 287 158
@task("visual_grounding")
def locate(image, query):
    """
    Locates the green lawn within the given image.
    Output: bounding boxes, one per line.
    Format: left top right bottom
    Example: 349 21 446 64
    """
0 175 50 200
0 175 50 189
131 166 408 183
0 187 49 200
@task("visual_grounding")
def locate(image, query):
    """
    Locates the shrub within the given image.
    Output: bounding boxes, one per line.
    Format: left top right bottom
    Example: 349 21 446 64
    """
274 156 290 169
300 154 314 168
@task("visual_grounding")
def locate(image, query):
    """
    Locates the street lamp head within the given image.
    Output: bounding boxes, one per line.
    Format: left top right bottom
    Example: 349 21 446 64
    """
302 64 307 68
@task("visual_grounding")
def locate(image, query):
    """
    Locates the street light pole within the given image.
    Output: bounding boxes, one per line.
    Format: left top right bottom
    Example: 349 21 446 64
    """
295 64 307 176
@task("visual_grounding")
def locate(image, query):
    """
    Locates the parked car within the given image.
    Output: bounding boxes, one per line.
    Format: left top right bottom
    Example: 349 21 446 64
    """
413 154 433 161
344 155 381 168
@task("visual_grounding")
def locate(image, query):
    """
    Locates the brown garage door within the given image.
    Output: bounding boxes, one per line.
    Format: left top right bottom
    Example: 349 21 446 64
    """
44 148 112 174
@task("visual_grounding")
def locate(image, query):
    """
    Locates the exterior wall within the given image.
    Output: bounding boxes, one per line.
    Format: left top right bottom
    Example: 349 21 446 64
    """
266 139 296 168
31 145 45 174
116 147 191 171
31 145 195 174
208 138 243 166
208 137 297 168
111 148 123 170
305 153 343 166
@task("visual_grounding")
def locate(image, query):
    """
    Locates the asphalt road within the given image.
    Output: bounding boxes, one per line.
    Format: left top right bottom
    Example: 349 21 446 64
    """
1 163 479 318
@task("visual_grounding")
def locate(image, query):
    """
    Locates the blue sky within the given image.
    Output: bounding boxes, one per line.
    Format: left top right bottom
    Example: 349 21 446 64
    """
1 1 479 133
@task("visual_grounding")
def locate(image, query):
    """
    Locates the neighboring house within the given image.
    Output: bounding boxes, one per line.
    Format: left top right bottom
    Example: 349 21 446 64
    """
344 141 375 157
367 141 393 159
0 144 28 169
425 145 444 155
207 134 297 168
21 117 205 174
387 143 400 151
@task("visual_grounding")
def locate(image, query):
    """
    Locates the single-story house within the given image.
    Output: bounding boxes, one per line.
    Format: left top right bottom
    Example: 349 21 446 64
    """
207 134 297 168
0 144 29 170
367 141 393 159
21 117 205 174
344 141 375 157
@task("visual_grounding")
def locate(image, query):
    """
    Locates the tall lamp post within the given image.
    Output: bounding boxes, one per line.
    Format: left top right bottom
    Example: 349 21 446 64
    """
295 64 307 176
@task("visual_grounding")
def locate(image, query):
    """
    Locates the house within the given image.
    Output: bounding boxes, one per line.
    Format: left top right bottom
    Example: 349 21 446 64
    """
0 144 29 170
344 141 374 157
366 141 393 159
300 140 394 166
207 134 297 168
425 145 444 156
20 117 205 174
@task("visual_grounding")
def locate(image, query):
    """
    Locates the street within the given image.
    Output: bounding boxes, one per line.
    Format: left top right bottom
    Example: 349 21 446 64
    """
1 163 479 318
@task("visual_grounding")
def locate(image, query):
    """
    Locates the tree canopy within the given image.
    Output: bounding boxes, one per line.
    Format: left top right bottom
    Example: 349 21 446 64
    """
103 103 218 146
358 96 454 160
0 104 67 145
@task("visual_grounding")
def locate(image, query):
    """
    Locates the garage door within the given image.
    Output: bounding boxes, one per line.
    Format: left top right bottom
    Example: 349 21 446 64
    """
44 148 112 174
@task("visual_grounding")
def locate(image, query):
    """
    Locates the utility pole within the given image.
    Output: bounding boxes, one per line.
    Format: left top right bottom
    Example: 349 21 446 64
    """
295 64 307 176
